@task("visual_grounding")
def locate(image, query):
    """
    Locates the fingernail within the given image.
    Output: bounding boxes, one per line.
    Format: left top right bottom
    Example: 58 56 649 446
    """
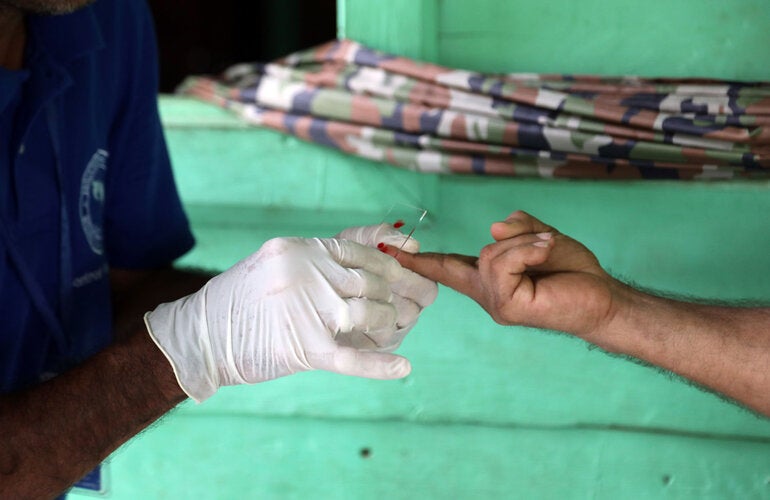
533 241 550 247
393 220 405 229
390 357 411 378
536 232 552 240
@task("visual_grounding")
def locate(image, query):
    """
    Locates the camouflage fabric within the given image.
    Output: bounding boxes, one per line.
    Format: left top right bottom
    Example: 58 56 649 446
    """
179 39 770 180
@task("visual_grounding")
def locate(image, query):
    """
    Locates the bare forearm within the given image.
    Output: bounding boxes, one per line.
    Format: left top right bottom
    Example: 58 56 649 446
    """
0 328 185 498
592 284 770 415
0 267 213 497
111 267 215 341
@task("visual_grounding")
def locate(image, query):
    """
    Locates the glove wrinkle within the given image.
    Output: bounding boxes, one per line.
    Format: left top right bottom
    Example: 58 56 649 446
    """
144 231 433 403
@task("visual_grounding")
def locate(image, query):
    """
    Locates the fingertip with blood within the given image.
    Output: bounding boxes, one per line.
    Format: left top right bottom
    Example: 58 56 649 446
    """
379 243 400 258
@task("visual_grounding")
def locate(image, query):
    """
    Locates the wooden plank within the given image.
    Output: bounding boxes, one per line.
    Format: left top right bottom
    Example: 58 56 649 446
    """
159 99 437 227
337 0 770 79
437 0 770 78
337 0 439 62
84 414 770 499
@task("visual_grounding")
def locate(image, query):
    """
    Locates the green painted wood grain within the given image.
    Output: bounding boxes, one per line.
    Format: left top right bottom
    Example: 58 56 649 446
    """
84 414 770 499
338 0 438 62
339 0 770 80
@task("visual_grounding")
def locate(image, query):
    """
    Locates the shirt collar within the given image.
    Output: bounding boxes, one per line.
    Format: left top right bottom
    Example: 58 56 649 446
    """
27 4 105 64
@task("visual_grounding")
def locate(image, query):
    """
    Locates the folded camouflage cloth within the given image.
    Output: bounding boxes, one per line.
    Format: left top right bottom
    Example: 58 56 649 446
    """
178 39 770 180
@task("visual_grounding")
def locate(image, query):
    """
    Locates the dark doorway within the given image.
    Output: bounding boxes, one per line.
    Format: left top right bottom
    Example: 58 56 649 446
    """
147 0 337 92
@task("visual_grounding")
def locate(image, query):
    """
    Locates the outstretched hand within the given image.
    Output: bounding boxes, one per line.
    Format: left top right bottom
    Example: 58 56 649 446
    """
384 211 623 339
387 210 770 417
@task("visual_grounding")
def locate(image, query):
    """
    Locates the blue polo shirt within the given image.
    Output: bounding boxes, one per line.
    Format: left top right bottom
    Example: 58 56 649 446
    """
0 0 195 393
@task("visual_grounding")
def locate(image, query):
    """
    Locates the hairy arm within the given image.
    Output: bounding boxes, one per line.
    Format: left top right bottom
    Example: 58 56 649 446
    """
0 268 211 498
601 286 770 414
388 210 770 417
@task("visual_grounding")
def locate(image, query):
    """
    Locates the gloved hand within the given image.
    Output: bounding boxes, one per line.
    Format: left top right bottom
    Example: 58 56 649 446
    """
145 237 412 403
335 223 438 352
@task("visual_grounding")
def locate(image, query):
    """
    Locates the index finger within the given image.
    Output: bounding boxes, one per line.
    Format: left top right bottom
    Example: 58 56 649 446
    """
384 247 484 303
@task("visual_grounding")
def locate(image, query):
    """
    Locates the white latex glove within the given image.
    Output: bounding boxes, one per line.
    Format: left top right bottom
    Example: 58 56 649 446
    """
145 237 412 402
335 224 438 351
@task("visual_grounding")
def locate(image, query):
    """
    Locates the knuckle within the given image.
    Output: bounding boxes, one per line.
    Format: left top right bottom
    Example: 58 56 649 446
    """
506 210 528 221
339 268 365 297
490 308 513 326
393 295 420 325
487 307 505 325
259 237 294 256
332 301 354 333
334 226 357 241
490 295 505 315
479 244 496 262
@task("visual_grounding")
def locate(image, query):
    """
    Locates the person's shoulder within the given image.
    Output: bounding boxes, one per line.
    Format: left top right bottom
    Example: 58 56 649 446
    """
83 0 160 114
91 0 154 42
91 0 151 21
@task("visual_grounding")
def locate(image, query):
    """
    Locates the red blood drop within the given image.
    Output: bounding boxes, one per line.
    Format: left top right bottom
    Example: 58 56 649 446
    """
393 220 405 228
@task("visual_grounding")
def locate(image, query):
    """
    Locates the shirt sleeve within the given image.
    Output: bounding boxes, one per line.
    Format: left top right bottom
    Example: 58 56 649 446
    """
102 0 195 269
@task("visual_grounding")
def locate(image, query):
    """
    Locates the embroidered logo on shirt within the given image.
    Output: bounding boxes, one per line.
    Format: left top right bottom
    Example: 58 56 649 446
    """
79 149 109 255
72 263 110 288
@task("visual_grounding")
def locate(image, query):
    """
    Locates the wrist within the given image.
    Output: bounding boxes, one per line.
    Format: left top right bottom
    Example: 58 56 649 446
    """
589 279 693 362
582 278 654 353
129 325 188 405
144 291 218 403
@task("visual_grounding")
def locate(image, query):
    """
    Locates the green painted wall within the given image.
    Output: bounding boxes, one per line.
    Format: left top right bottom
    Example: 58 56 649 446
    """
340 0 770 80
72 2 770 499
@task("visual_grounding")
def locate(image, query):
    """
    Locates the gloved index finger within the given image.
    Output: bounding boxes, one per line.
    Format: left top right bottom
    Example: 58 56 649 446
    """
322 238 402 282
337 223 420 253
384 247 483 304
390 268 438 308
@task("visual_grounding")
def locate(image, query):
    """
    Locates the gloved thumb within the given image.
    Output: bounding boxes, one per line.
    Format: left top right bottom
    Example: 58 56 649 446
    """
311 346 412 379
